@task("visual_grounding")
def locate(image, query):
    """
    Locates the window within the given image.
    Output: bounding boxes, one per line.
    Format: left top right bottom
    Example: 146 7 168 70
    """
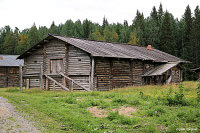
50 59 63 74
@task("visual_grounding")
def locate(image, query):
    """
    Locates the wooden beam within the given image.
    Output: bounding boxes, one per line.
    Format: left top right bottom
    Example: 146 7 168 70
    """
60 72 90 91
19 64 23 92
90 58 95 91
26 79 30 89
45 78 49 90
45 74 69 91
40 63 43 89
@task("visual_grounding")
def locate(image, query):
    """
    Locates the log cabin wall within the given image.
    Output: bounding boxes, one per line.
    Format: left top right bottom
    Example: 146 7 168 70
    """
94 58 152 91
43 40 67 90
68 45 91 90
0 67 19 88
23 48 43 88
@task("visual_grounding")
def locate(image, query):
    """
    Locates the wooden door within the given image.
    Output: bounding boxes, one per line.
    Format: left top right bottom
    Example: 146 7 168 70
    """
50 59 64 74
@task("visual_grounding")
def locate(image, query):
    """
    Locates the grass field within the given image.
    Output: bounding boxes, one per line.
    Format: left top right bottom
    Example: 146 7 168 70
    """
0 81 199 132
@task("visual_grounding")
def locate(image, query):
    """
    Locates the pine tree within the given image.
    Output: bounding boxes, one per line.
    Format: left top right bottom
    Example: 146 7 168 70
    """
158 3 164 23
38 26 49 40
190 6 200 67
102 16 109 34
82 19 91 38
151 6 159 24
49 21 59 34
132 10 145 45
159 11 176 55
27 23 40 48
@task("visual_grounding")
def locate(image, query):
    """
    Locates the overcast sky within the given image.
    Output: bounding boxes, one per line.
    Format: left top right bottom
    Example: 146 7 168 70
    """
0 0 199 30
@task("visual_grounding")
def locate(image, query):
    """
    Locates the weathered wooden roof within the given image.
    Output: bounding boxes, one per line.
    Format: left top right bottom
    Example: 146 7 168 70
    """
142 62 179 76
0 55 24 67
17 34 186 63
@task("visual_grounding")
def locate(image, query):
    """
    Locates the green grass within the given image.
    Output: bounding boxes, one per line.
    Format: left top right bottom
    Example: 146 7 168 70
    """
0 81 199 132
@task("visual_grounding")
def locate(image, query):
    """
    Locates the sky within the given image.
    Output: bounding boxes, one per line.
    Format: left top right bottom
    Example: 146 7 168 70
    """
0 0 199 30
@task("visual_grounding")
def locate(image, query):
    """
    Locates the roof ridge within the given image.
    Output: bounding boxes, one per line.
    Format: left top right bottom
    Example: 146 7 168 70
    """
49 34 144 48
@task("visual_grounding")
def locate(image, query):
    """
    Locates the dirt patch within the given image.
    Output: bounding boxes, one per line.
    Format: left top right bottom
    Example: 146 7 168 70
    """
87 107 108 118
0 107 8 117
113 106 137 117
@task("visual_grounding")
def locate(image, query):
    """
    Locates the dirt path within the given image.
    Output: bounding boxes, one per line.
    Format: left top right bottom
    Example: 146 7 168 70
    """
0 97 41 133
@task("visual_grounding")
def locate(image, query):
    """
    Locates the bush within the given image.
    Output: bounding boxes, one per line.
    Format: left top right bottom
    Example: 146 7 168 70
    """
166 84 188 106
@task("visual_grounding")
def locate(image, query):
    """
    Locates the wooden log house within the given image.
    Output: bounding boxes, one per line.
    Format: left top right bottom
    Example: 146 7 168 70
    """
0 55 24 88
17 34 186 91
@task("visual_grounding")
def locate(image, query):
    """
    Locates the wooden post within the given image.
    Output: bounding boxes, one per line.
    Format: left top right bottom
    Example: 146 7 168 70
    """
53 81 55 90
71 81 74 91
40 63 43 89
19 64 23 92
26 79 30 89
90 58 95 91
46 78 49 90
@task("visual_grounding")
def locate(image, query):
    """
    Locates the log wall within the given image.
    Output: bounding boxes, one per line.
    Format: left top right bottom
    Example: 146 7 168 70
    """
23 48 43 88
68 45 90 90
0 67 19 87
95 58 148 91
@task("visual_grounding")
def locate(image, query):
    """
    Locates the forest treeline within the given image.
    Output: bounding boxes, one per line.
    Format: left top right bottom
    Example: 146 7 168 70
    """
0 4 200 80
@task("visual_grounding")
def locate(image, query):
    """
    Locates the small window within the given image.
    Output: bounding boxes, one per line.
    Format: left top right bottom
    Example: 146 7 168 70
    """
78 59 81 61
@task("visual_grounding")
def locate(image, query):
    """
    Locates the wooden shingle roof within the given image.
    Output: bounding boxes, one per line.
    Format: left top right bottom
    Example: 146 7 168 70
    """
17 34 186 63
142 62 179 76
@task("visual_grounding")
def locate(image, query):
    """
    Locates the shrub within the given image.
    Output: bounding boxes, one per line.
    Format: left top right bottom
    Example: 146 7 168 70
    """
166 84 188 106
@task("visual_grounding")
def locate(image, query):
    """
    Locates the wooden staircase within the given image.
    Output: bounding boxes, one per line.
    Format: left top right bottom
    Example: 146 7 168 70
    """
44 73 90 91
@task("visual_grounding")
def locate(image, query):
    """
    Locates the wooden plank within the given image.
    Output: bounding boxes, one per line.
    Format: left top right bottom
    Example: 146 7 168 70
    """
19 64 23 92
60 73 90 91
90 58 95 91
40 63 43 89
46 78 49 90
26 79 30 89
44 74 69 91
